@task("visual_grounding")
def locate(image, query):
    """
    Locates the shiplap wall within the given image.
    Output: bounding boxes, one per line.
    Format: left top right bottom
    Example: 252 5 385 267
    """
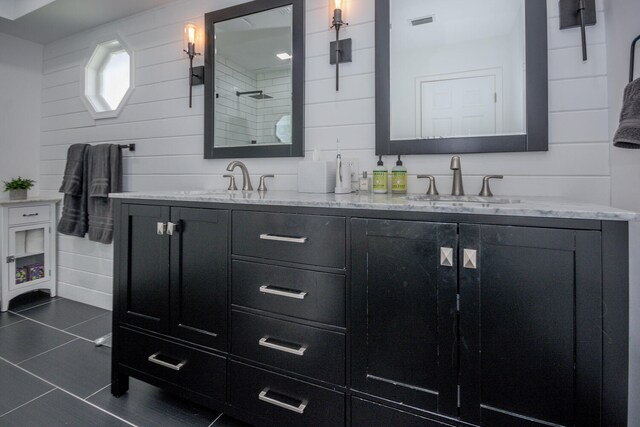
38 0 610 309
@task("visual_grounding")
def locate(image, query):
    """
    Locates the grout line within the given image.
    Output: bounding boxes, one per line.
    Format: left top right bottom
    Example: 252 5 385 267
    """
17 338 80 365
0 388 58 418
0 354 138 427
84 383 111 400
209 412 223 426
63 312 110 333
0 318 26 329
13 298 58 313
10 314 98 344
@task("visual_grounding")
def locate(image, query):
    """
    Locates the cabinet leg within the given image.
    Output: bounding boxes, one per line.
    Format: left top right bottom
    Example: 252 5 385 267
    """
111 374 129 397
1 298 8 312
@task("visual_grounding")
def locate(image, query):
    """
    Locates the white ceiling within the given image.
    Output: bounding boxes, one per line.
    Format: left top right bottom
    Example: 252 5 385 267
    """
0 0 176 44
391 0 525 51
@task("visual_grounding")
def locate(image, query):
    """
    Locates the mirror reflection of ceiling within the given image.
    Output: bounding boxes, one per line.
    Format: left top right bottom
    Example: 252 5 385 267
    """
0 0 176 43
391 0 525 50
216 5 292 73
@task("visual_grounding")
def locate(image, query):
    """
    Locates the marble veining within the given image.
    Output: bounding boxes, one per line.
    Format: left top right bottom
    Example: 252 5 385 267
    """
109 190 640 222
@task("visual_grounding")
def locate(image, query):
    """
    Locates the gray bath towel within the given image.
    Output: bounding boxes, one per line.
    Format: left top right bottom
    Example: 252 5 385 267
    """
614 78 640 149
57 144 89 237
59 144 89 195
87 144 122 244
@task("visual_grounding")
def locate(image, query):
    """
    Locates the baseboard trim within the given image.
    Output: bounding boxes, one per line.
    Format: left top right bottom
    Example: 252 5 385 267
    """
57 281 112 311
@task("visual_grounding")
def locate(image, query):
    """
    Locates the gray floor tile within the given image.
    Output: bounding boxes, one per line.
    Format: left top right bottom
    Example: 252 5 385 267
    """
18 298 108 330
19 338 111 399
65 312 112 341
0 319 76 363
88 377 221 427
0 359 55 416
0 389 129 427
0 311 24 329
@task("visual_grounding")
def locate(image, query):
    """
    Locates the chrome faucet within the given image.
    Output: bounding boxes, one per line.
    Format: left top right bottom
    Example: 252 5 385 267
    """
450 156 464 196
226 161 253 191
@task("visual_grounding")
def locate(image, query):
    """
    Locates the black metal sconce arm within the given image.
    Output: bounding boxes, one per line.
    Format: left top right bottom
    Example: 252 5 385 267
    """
330 9 352 92
559 0 596 62
184 44 205 108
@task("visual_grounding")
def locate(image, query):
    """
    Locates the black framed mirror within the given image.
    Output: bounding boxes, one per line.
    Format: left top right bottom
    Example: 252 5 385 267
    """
376 0 548 155
204 0 304 159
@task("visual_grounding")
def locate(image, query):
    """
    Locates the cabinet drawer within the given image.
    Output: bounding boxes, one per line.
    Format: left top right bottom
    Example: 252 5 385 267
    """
232 311 345 385
9 205 50 226
232 260 345 327
351 397 454 427
117 327 226 402
229 361 345 427
232 211 345 268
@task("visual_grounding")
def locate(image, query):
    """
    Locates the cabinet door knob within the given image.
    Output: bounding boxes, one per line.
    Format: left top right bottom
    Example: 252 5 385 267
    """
463 249 477 269
156 222 166 235
167 221 181 236
440 247 453 267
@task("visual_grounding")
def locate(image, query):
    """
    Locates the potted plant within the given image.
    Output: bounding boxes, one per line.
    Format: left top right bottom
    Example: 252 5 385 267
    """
3 177 35 200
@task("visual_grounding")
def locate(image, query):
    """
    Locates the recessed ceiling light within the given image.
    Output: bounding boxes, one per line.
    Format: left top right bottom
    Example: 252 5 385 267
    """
276 52 292 60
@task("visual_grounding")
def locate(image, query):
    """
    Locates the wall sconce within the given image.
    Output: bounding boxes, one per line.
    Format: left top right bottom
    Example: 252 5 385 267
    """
184 23 205 108
329 0 352 91
559 0 596 61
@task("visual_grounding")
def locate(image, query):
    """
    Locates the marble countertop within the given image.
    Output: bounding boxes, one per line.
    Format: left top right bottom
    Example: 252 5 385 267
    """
0 197 62 206
109 190 640 222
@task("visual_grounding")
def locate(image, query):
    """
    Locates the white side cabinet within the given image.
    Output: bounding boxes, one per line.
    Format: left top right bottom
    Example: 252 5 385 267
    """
1 199 59 312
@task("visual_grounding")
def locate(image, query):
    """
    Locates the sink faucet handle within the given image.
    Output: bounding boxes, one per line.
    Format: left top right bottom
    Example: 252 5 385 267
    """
479 175 503 197
257 174 275 192
223 174 238 191
417 175 439 195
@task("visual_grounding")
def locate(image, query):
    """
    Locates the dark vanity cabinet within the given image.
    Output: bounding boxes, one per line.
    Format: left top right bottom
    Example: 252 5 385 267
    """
112 203 228 405
351 220 617 427
112 199 628 427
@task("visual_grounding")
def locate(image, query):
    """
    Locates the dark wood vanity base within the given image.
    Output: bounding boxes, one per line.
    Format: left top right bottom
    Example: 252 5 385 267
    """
111 198 629 427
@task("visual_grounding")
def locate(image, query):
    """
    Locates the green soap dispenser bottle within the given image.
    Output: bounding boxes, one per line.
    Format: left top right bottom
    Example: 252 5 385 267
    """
373 156 388 194
392 155 407 194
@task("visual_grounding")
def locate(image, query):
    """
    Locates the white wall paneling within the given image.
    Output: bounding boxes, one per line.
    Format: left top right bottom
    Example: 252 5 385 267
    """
39 0 612 309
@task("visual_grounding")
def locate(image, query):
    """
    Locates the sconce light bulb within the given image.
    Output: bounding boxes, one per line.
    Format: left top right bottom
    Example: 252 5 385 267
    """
334 0 342 10
185 24 197 45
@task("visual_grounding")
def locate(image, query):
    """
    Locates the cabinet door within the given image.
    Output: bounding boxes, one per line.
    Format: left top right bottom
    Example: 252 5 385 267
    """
170 207 228 350
351 219 458 416
459 225 602 426
119 204 170 333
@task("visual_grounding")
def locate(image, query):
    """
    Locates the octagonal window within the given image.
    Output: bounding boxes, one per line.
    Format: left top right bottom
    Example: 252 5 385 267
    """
83 38 134 119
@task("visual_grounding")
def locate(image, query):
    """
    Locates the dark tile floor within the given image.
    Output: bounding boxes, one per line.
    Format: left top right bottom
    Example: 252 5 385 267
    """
0 291 250 427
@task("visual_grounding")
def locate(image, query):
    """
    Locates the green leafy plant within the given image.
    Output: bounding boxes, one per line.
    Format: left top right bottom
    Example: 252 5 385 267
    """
3 177 35 192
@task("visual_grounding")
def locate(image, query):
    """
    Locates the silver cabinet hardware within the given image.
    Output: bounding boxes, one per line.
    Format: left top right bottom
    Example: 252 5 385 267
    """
463 249 477 269
167 222 181 236
22 213 39 217
258 174 275 192
223 174 237 191
156 222 166 235
440 247 453 267
417 175 439 195
147 352 186 371
478 175 504 197
259 337 307 356
259 285 307 300
259 234 308 244
258 389 307 414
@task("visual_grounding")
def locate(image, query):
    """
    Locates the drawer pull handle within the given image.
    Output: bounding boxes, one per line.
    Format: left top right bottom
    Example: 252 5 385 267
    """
259 389 307 414
259 285 307 300
147 352 186 371
22 213 39 217
259 337 307 356
259 234 308 244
